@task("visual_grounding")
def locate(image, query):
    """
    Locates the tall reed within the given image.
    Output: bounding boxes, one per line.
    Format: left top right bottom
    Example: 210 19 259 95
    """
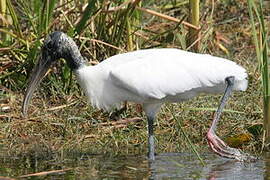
187 0 200 52
247 0 270 145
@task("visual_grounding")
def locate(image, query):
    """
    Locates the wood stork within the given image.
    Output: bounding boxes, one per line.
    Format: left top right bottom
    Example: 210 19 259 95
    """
23 31 251 161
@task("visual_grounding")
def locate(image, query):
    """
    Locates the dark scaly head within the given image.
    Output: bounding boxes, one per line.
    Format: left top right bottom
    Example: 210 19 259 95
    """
22 31 86 115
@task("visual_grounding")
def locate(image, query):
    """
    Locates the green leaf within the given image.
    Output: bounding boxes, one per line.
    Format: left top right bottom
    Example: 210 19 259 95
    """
75 0 98 34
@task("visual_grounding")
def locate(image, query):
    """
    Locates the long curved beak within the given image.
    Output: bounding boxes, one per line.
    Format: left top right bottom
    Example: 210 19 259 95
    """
22 52 53 115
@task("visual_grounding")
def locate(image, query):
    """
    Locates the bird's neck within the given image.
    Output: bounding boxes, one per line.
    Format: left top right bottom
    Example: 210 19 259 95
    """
65 51 87 71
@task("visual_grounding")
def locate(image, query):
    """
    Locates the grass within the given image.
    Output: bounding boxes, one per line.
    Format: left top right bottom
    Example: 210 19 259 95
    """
248 0 270 146
0 0 268 163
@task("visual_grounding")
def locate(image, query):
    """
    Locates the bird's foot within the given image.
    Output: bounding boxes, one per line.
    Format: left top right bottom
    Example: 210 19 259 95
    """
206 131 257 162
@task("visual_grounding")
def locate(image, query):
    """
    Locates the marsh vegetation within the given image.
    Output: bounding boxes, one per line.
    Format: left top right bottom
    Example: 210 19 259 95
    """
0 0 269 178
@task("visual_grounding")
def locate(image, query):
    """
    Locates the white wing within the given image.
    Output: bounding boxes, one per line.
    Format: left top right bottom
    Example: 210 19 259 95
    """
107 49 247 100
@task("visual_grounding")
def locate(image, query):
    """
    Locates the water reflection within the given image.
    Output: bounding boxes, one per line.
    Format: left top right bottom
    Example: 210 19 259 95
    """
0 152 268 179
150 153 265 179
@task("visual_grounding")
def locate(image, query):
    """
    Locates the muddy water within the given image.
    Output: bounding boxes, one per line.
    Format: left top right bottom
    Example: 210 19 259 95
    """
0 152 268 179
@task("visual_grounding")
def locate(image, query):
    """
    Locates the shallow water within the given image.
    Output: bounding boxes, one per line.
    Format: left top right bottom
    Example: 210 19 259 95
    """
0 152 268 179
151 153 266 179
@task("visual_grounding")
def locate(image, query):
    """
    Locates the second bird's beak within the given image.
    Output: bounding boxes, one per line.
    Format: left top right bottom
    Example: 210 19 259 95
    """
22 51 54 115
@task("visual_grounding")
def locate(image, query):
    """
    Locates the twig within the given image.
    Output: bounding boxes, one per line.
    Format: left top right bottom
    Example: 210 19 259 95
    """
90 39 125 52
186 35 202 51
99 117 142 126
133 32 161 46
46 101 77 111
80 37 125 52
19 168 73 178
100 1 199 30
0 176 15 180
136 7 200 30
0 47 12 51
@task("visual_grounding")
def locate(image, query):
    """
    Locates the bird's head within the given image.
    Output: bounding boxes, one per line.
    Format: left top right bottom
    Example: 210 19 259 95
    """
22 31 85 115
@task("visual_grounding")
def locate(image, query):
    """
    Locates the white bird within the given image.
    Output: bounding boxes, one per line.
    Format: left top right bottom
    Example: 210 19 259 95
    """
23 31 252 161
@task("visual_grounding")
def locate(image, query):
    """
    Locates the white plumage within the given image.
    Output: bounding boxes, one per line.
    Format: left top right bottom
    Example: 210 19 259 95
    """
23 32 251 161
75 48 247 116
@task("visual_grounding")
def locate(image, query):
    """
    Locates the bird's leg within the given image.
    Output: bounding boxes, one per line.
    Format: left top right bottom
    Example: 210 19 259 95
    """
206 76 250 161
147 115 155 161
209 76 235 133
143 103 161 161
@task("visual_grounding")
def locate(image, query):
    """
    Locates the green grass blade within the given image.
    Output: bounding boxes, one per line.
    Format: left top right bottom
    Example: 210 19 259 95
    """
247 0 260 60
0 28 27 45
46 0 57 34
75 0 98 34
6 0 22 37
168 106 205 166
248 0 270 144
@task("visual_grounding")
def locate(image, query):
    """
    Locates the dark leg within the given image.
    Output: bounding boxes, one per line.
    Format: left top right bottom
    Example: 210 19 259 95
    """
147 115 155 161
207 76 246 160
209 76 235 132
